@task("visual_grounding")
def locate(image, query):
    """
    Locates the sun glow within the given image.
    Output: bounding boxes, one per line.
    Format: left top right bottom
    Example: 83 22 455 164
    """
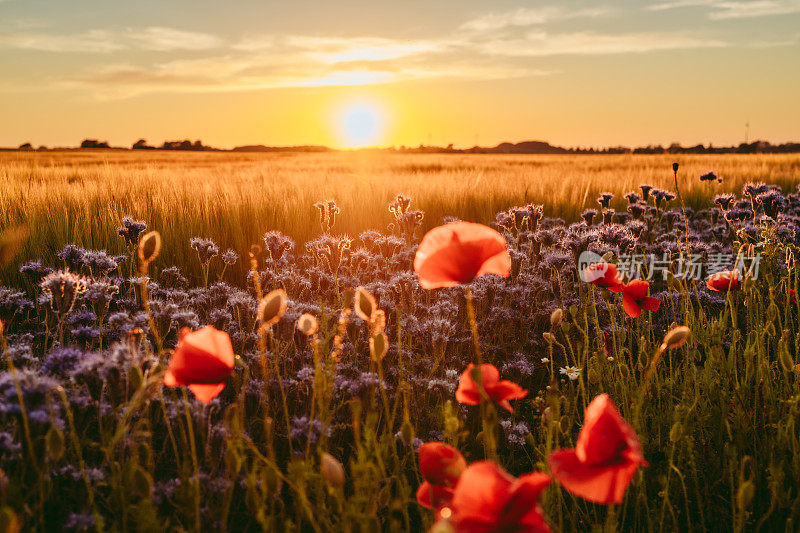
334 99 388 148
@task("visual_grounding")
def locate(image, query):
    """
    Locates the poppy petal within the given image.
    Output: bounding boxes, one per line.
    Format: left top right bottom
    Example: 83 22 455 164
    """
188 383 225 403
622 293 642 318
414 222 510 289
504 472 552 531
491 380 529 402
623 280 649 301
548 449 640 504
419 442 466 486
416 481 454 510
576 394 641 465
640 296 661 312
450 461 514 527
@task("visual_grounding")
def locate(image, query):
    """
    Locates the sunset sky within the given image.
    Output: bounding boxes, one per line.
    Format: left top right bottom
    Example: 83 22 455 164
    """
1 0 798 149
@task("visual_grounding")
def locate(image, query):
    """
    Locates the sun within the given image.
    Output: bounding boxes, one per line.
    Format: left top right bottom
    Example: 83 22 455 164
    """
334 100 388 148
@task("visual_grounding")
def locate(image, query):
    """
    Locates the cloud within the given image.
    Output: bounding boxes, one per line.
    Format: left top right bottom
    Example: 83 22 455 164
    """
460 7 608 31
0 30 125 53
62 50 552 99
234 35 442 63
0 26 223 53
478 31 727 57
647 0 800 19
125 27 224 51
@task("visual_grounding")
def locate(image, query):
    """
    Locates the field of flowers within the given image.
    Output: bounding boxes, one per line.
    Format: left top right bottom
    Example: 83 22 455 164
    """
1 157 800 531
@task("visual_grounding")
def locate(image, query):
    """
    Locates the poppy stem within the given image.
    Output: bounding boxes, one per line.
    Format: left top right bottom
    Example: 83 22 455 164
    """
464 286 483 366
673 167 691 256
465 286 497 460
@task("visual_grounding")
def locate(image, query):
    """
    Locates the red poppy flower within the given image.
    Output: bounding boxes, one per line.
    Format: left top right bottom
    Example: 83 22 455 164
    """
414 222 511 290
583 263 625 292
790 289 797 304
416 482 455 510
164 326 235 403
548 393 647 504
416 442 467 510
621 280 661 318
455 363 528 413
706 270 740 292
449 461 552 533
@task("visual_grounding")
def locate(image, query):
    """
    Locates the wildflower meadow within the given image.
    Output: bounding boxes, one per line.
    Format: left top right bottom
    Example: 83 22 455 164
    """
1 155 800 532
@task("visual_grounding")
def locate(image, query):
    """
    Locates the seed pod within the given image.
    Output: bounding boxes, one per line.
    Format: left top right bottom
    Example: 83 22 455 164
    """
371 309 386 334
400 419 414 446
550 308 563 327
370 332 388 361
137 231 161 265
258 289 288 328
780 346 795 373
736 481 755 510
353 287 377 322
0 506 21 533
296 313 319 336
661 326 691 351
46 426 64 461
320 452 346 488
131 467 152 499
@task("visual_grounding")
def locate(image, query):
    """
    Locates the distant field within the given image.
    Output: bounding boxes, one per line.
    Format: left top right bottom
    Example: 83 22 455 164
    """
1 150 799 281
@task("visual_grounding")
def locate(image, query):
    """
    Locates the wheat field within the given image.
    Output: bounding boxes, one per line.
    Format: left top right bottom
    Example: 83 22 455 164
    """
2 150 798 282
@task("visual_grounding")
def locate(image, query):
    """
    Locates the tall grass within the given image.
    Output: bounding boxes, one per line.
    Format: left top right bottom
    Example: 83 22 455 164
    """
1 150 798 283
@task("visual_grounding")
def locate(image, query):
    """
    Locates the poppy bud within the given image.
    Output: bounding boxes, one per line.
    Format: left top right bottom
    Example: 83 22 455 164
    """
369 332 388 361
296 313 319 336
138 230 161 266
131 467 152 499
672 162 679 173
543 332 555 344
353 287 377 322
550 308 563 327
736 481 755 510
0 506 20 533
780 346 795 373
661 326 691 350
371 309 386 334
258 289 288 328
400 419 415 446
320 452 346 488
46 426 65 461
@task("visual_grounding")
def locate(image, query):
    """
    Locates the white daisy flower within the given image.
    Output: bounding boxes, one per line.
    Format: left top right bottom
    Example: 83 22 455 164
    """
559 366 582 380
540 357 550 363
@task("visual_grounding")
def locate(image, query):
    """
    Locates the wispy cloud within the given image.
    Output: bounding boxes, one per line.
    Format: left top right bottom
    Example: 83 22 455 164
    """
0 26 223 53
460 7 609 31
0 30 125 53
479 31 727 57
647 0 800 19
2 4 777 99
125 27 224 51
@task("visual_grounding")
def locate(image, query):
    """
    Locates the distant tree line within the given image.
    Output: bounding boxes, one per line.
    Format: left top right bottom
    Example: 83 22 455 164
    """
8 138 800 154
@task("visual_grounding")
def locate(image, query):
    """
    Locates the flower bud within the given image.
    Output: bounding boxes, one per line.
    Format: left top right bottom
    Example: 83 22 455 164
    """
138 231 161 265
353 287 377 322
320 452 346 488
296 313 319 336
550 308 563 327
258 289 288 328
661 326 691 351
